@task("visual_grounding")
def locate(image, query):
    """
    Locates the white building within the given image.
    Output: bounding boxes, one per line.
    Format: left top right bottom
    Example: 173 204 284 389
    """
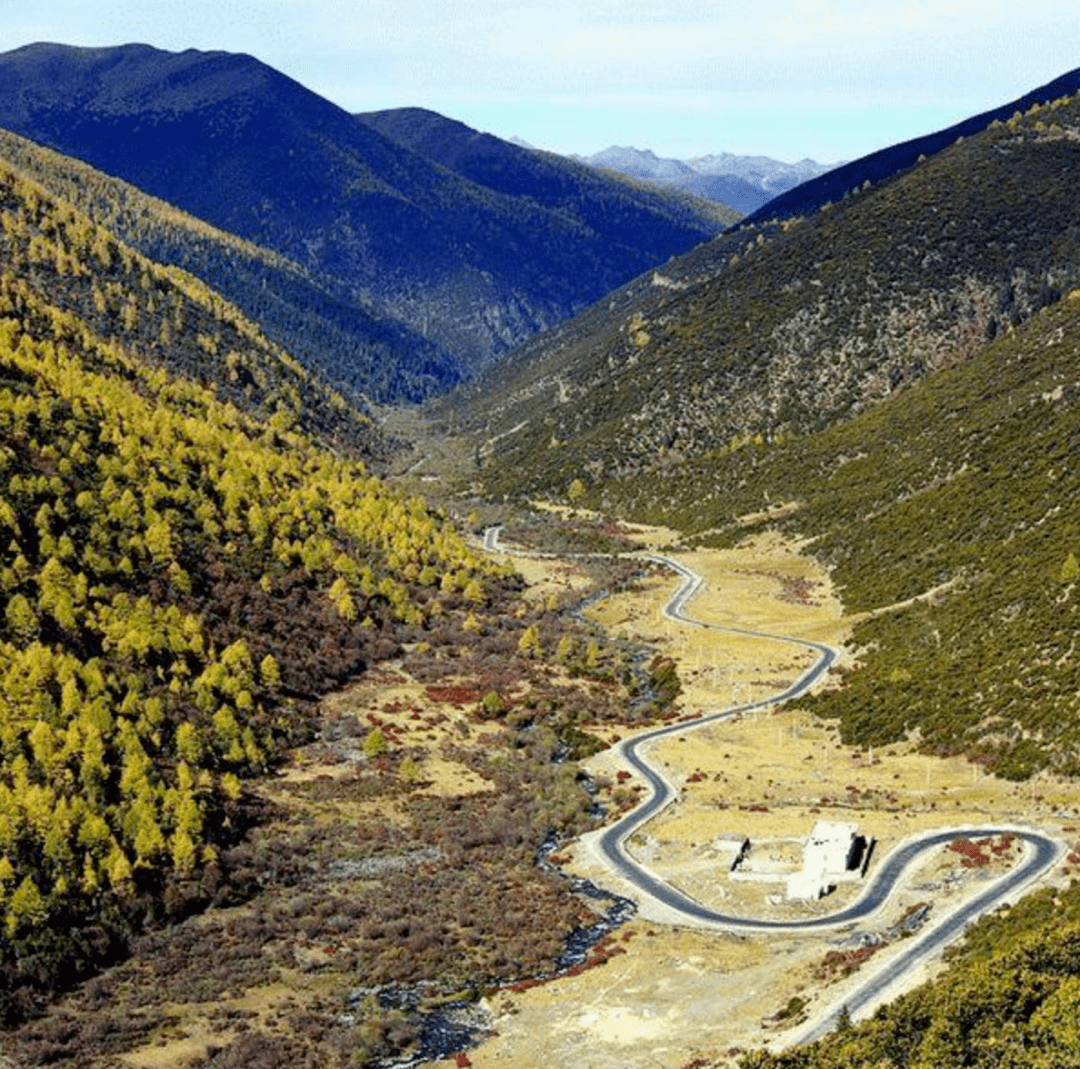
786 820 865 901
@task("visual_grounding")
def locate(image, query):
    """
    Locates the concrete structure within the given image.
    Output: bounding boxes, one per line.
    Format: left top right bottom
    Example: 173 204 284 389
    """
786 820 868 901
720 821 872 898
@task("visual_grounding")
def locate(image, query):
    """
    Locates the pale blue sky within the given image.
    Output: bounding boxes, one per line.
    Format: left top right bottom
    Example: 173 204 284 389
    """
1 0 1077 162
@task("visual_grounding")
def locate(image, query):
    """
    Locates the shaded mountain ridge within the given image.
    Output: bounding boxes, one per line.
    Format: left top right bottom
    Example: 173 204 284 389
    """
0 124 455 411
0 42 732 402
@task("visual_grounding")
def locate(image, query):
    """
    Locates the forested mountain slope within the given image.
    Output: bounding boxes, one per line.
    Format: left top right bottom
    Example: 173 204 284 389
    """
742 886 1080 1069
625 287 1079 780
0 43 728 399
0 127 458 408
447 88 1080 498
0 132 387 459
453 88 1080 782
0 148 507 1017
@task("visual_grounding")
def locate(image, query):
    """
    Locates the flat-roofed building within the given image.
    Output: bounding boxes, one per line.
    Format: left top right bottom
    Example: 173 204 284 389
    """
786 820 869 901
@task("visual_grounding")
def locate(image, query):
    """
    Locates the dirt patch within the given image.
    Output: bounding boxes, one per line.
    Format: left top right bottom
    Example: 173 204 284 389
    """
468 923 807 1069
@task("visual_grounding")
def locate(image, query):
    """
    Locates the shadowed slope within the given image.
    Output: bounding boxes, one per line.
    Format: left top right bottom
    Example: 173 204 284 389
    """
0 44 727 397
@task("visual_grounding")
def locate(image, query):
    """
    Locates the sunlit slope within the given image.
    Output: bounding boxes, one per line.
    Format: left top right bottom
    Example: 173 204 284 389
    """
454 91 1080 498
742 887 1080 1069
0 132 391 460
0 153 505 1014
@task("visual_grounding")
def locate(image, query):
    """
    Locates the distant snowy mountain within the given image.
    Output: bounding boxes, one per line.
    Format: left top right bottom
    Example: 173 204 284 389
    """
580 146 699 183
570 145 841 214
689 152 837 192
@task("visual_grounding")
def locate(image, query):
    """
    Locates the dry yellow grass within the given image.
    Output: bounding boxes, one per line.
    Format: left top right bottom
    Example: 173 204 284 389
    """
468 922 807 1069
450 525 1076 1069
499 551 598 603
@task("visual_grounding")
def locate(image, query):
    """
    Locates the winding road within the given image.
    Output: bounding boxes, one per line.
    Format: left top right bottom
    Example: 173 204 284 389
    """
482 527 1063 1042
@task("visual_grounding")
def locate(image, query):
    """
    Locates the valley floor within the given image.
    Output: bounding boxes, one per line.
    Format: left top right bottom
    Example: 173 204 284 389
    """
444 524 1075 1069
30 518 1072 1069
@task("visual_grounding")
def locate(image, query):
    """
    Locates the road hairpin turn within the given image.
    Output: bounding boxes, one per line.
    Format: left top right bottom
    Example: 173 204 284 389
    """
482 527 1062 1041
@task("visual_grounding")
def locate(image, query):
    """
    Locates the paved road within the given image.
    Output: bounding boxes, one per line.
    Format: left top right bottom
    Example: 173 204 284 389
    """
481 529 1062 1039
597 552 1061 1040
596 557 1057 928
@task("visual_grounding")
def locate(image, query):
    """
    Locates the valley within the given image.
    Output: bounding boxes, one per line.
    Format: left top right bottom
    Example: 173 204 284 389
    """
0 39 1078 1069
423 523 1073 1069
6 494 1069 1069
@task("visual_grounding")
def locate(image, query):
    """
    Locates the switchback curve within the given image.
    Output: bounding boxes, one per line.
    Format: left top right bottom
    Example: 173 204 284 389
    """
482 528 1062 1038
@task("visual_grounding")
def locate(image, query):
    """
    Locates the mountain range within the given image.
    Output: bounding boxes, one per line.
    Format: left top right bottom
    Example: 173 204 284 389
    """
570 145 839 214
446 64 1080 492
2 35 1080 1069
0 42 735 402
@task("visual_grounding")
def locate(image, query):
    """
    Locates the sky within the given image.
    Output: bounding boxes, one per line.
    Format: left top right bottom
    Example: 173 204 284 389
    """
1 0 1078 162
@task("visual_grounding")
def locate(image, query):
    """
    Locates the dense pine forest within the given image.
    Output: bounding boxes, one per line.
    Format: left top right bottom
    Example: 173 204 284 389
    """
0 150 469 1002
0 152 516 1013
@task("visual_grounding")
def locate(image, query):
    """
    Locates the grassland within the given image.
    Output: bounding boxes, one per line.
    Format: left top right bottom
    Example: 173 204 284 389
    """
444 527 1076 1069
